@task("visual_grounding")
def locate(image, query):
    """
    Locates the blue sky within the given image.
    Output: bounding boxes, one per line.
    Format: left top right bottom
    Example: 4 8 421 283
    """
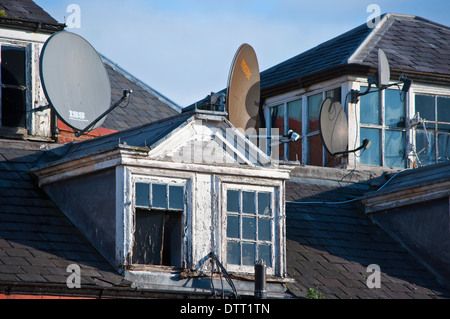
35 0 450 107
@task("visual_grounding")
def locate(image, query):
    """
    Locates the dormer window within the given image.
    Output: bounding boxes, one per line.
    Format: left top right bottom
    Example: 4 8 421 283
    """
1 45 27 128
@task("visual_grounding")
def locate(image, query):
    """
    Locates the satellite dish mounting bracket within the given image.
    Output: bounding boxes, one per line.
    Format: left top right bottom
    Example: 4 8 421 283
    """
74 89 132 137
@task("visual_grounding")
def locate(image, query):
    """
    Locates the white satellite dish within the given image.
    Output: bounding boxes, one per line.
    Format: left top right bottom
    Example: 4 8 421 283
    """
377 49 390 88
40 31 131 136
319 98 348 155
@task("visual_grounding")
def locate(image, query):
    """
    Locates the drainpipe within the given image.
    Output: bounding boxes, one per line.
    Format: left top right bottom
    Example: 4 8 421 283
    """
254 259 267 299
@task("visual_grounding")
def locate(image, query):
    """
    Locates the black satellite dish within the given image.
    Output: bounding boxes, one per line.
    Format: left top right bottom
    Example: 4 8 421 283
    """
40 31 131 136
319 98 348 155
226 43 261 131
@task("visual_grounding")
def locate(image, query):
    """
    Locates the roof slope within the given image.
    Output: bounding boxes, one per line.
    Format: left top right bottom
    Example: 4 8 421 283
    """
0 140 131 297
0 0 65 33
350 14 450 78
260 13 450 97
99 56 181 132
285 167 450 299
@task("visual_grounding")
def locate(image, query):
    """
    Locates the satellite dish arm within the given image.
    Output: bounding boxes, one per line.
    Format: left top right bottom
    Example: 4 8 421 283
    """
332 138 371 156
74 89 132 137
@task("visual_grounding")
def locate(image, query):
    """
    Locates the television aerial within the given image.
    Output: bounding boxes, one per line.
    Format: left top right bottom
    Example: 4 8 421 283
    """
39 31 132 137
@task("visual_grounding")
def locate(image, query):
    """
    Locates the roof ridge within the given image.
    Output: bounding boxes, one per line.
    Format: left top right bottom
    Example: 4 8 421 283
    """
100 54 181 113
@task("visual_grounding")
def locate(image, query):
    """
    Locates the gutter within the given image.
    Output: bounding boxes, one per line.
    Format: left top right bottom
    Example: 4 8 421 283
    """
0 17 65 34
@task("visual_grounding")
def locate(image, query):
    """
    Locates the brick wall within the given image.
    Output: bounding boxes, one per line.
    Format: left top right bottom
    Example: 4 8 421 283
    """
57 120 118 144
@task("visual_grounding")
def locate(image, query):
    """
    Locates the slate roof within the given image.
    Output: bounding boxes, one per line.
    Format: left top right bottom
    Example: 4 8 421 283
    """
260 13 450 97
0 0 65 33
284 167 450 299
0 140 134 297
101 56 181 132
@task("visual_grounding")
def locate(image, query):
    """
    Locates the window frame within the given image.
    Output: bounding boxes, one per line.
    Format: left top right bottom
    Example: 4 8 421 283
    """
222 183 279 276
265 85 342 166
0 42 32 132
131 176 188 269
413 93 450 165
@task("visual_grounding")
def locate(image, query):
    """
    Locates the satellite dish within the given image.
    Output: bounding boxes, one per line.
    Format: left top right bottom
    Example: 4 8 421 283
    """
319 97 348 155
226 44 260 131
40 31 111 132
377 49 390 88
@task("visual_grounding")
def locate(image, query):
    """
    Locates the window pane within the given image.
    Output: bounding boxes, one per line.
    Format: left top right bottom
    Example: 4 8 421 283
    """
258 192 271 216
227 190 240 212
135 183 150 207
152 184 167 208
242 191 256 214
416 131 436 165
242 243 256 266
227 241 240 265
258 244 272 268
326 87 341 102
287 99 302 133
385 89 405 127
270 104 284 133
385 130 406 168
287 99 302 161
415 95 435 121
169 185 184 210
360 128 381 166
1 47 27 128
437 97 450 123
227 215 240 239
308 134 323 166
360 86 380 125
242 217 256 240
438 133 450 163
308 93 322 132
258 218 271 241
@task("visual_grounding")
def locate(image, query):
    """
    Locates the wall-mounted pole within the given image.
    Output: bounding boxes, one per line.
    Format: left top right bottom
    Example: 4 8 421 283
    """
254 259 267 299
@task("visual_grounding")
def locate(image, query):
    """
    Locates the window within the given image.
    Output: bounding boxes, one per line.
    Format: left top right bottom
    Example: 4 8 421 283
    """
226 188 274 270
267 87 341 166
359 87 407 168
133 182 185 267
415 94 450 165
1 45 27 128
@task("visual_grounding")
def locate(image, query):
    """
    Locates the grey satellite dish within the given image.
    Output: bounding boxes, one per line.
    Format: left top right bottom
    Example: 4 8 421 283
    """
377 49 390 88
319 97 348 155
226 44 260 131
40 31 111 132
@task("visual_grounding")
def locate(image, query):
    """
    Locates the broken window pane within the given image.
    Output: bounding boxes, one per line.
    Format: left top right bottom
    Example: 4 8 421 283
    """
416 131 436 166
133 209 165 265
227 215 240 239
227 190 240 212
242 191 256 214
135 183 150 207
258 192 271 216
242 217 256 240
385 89 405 128
1 46 27 128
385 130 406 168
242 242 256 266
132 209 182 267
152 184 167 208
227 241 240 265
169 185 184 210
